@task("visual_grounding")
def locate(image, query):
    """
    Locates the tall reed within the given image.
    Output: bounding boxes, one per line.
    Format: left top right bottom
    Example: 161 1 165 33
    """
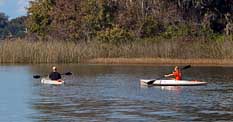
0 38 232 63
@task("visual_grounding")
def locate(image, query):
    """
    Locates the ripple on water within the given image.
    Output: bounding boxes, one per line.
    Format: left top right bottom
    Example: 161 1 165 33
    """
28 65 233 122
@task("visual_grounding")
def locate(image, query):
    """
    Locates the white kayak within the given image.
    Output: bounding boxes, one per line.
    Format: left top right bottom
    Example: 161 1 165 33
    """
140 79 207 86
41 78 64 85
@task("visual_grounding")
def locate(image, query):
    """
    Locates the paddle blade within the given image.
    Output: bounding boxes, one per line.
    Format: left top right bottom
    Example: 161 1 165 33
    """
182 65 191 70
64 72 72 75
147 75 165 85
147 79 156 85
33 75 41 79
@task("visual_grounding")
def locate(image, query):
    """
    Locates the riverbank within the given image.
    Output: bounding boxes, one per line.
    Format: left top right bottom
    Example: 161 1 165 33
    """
87 58 233 66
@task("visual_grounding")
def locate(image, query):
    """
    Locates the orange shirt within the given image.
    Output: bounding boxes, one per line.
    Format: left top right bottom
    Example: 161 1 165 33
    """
173 70 182 80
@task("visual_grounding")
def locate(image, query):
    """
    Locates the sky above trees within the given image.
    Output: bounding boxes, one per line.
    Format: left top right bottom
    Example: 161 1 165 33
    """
0 0 29 19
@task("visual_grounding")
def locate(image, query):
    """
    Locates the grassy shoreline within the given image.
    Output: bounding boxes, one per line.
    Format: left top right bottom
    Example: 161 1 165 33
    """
87 58 233 66
0 39 233 65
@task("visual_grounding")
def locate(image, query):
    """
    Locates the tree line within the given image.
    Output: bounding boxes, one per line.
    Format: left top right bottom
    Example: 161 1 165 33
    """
1 0 232 42
0 12 26 39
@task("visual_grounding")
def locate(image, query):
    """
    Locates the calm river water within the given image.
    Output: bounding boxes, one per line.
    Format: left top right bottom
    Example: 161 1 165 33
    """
0 64 233 122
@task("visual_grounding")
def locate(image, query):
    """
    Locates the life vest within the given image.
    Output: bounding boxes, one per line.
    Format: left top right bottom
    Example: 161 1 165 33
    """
173 70 182 80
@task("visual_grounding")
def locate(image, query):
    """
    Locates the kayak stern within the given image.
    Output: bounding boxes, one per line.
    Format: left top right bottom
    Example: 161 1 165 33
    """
41 78 65 85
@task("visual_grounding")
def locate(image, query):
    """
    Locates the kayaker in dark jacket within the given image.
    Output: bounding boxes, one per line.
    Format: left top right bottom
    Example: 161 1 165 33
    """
49 66 61 80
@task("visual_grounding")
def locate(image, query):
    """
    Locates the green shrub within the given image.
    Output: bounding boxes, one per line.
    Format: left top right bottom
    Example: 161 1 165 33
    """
96 26 134 45
161 24 192 39
140 16 165 38
208 34 225 42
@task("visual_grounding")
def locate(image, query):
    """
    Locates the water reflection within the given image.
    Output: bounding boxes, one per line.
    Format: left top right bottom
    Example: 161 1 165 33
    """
0 65 33 122
28 65 233 121
160 86 182 92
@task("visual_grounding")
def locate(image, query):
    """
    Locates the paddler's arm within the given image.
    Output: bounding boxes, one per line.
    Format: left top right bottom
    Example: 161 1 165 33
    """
164 73 174 77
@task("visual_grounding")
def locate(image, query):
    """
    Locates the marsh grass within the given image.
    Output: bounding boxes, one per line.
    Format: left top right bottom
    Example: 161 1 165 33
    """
0 37 233 64
88 58 233 66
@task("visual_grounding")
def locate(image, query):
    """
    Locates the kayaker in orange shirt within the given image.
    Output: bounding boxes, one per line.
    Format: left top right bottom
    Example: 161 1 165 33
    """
164 66 182 80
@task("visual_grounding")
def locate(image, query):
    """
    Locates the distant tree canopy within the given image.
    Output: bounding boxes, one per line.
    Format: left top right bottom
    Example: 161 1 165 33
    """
26 0 233 41
0 12 26 39
0 13 8 39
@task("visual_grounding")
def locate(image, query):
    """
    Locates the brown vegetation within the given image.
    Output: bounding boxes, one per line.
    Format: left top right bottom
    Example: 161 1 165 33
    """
87 58 233 66
0 37 233 64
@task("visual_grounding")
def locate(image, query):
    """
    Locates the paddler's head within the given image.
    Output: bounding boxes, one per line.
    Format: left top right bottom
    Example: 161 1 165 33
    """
174 66 179 71
52 66 57 72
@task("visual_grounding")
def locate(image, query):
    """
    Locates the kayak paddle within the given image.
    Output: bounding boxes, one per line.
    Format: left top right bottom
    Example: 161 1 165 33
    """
62 72 72 76
33 72 72 79
147 65 191 85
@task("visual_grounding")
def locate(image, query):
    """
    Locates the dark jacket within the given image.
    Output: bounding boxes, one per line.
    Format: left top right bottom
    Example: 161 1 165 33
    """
49 72 61 80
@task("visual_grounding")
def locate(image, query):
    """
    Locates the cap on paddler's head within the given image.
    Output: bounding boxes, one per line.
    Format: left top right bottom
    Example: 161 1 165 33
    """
52 66 57 70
